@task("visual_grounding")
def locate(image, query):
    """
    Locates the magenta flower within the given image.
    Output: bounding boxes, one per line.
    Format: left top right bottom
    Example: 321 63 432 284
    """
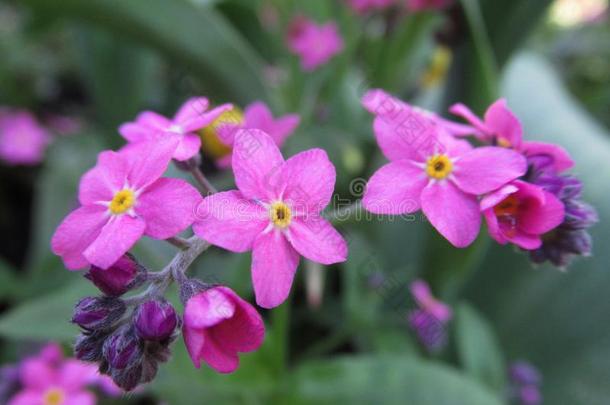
119 97 232 161
362 90 527 247
8 345 99 405
194 129 348 308
450 99 574 173
410 279 452 322
346 0 395 14
212 101 300 168
287 16 344 71
481 180 565 250
0 109 50 166
183 286 265 373
406 0 454 11
51 139 202 270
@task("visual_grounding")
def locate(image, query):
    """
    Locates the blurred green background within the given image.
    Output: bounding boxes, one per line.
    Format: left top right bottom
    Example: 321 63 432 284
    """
0 0 608 404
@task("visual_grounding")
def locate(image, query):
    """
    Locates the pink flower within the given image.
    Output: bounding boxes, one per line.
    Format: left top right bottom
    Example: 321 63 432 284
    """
406 0 453 11
287 17 344 71
51 138 202 270
410 279 452 322
346 0 395 14
9 345 99 405
361 90 527 247
183 286 265 373
450 99 574 173
119 97 232 161
481 180 565 250
204 101 300 168
0 109 50 165
194 129 348 308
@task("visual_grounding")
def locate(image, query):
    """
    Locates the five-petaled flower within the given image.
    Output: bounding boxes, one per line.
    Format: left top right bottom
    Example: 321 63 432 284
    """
194 129 348 308
119 97 232 161
361 90 527 247
51 138 202 270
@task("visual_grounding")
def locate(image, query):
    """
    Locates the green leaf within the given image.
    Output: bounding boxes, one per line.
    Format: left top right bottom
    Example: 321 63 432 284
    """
463 52 610 405
455 303 506 395
284 356 504 404
0 279 94 341
22 0 268 104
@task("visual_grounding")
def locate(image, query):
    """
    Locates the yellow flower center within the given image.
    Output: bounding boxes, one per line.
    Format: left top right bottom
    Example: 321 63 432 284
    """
425 154 453 180
422 46 452 88
109 189 135 215
496 137 512 148
270 201 292 229
43 388 65 405
200 107 244 159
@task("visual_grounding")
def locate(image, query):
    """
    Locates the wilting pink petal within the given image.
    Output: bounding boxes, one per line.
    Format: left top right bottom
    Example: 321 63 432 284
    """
363 161 427 214
521 141 574 173
252 231 300 308
193 191 268 252
421 182 481 248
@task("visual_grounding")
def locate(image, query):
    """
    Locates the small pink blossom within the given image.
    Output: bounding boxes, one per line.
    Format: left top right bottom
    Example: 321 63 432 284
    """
51 138 202 270
287 16 344 71
183 286 265 373
119 97 232 161
406 0 454 12
8 344 101 405
0 109 50 166
194 129 348 308
346 0 395 14
450 99 574 173
410 279 452 322
481 180 565 250
213 101 300 168
361 90 527 247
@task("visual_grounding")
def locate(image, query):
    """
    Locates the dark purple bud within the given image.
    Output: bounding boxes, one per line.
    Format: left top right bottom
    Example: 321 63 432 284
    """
72 297 126 331
563 200 598 230
145 341 173 363
509 361 542 386
0 365 20 404
111 364 143 392
519 385 542 405
135 299 179 341
407 309 448 353
85 253 145 296
140 357 159 384
103 326 142 370
74 331 108 362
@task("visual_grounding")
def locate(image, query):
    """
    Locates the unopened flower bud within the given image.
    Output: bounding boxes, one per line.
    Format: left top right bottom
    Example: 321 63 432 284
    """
72 297 126 331
111 364 143 392
135 299 179 341
74 331 108 362
103 326 142 370
85 253 145 296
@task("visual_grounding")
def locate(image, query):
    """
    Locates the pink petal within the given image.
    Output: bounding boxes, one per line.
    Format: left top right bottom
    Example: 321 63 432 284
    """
20 358 57 390
136 111 171 130
421 181 481 248
185 290 236 329
200 330 239 373
181 103 234 133
362 161 427 214
59 360 98 392
64 392 96 405
78 151 128 205
453 147 526 195
118 122 155 144
251 231 300 308
83 214 146 269
480 184 519 211
192 191 268 253
232 129 285 200
51 205 108 270
183 325 206 368
520 141 574 172
174 97 210 124
244 101 273 129
449 102 489 138
285 216 347 265
137 178 202 239
484 99 523 147
273 114 300 146
372 115 436 162
123 137 179 190
173 133 202 161
519 188 565 235
278 148 336 214
7 391 41 405
510 233 542 250
483 208 507 245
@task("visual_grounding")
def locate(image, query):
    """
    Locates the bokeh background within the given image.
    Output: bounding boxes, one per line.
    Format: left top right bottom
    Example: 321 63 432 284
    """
0 0 608 404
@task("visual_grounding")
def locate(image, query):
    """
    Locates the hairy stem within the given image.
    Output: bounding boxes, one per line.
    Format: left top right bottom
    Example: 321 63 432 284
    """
190 167 217 195
165 236 192 250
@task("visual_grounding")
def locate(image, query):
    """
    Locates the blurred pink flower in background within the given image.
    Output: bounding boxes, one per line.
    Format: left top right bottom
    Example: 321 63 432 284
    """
406 0 453 11
410 279 452 322
183 286 265 373
8 343 120 405
287 16 344 71
0 109 50 166
346 0 395 14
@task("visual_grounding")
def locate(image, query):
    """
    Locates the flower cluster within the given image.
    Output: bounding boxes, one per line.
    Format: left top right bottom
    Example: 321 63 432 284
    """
508 361 543 405
407 279 452 352
361 89 596 267
4 343 120 405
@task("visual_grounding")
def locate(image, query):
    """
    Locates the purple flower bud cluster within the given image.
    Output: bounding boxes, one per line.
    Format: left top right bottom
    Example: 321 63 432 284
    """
73 254 180 391
526 163 598 267
508 361 542 405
